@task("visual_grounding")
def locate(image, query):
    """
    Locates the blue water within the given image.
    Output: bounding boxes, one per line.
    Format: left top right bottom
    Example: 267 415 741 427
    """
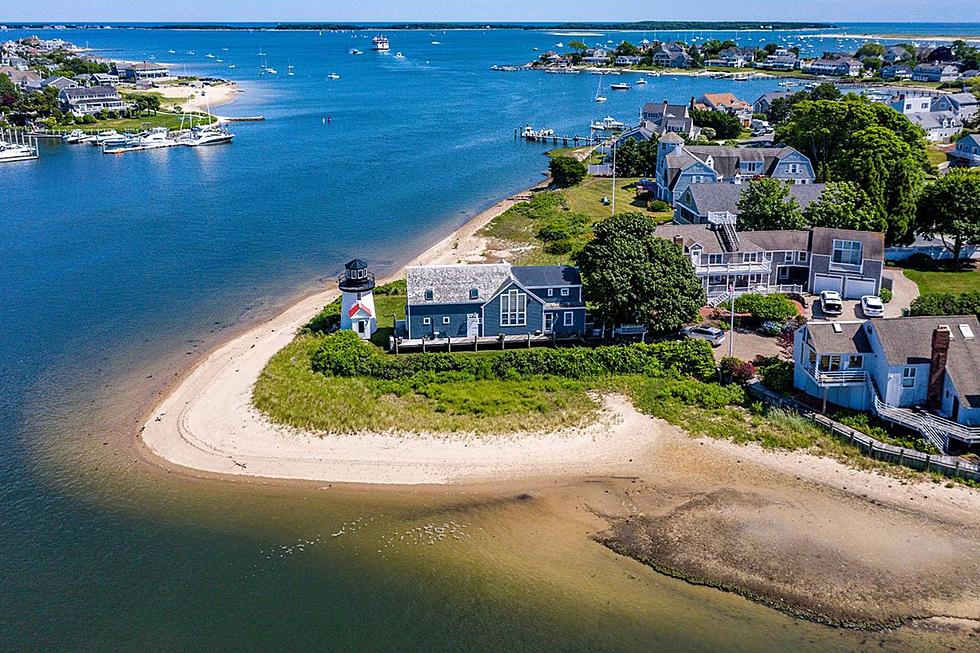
1 25 972 650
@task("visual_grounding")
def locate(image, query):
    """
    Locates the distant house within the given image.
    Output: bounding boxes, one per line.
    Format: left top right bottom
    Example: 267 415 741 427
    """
652 43 692 69
752 90 793 115
91 72 120 86
120 62 173 82
41 75 76 91
400 263 587 341
931 92 980 121
948 133 980 167
793 317 980 451
907 111 963 143
707 47 752 68
755 48 799 71
614 55 641 66
672 182 828 224
5 55 28 70
59 85 125 115
883 45 913 64
582 48 610 65
656 222 884 301
696 92 754 127
881 65 913 80
803 58 863 77
0 66 41 91
912 64 959 83
652 134 816 204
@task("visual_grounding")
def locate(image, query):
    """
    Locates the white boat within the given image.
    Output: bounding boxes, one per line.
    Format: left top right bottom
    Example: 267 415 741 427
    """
187 50 195 55
168 49 176 54
0 139 38 162
594 77 607 103
179 124 234 146
327 73 341 79
610 82 631 90
591 116 625 131
63 129 92 144
287 63 295 76
228 64 236 69
266 67 278 75
430 40 440 45
394 52 405 59
88 129 121 145
216 58 223 63
105 127 178 153
635 77 648 85
371 35 390 51
206 53 215 58
555 42 564 48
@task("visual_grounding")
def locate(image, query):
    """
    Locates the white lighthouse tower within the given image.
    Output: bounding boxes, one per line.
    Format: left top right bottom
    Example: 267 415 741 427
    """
338 259 377 339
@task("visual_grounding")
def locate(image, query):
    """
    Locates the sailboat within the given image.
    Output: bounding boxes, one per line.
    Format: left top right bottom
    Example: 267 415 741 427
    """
594 77 607 103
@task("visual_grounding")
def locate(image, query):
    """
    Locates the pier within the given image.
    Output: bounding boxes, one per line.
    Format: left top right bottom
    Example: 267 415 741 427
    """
0 129 39 162
515 126 601 146
223 115 265 122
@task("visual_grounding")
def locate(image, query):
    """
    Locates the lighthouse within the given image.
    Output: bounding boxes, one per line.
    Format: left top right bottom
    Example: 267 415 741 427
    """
338 259 377 339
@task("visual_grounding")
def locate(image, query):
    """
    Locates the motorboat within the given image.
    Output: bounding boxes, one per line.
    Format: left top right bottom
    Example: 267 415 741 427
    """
179 124 235 146
228 64 236 69
206 53 215 58
63 129 93 144
350 48 363 55
0 139 38 162
371 35 390 51
327 73 341 79
430 41 440 45
134 127 178 149
595 95 607 103
590 116 625 131
266 67 278 74
635 77 648 85
287 64 295 76
610 82 631 90
88 129 121 145
394 52 405 59
168 49 176 54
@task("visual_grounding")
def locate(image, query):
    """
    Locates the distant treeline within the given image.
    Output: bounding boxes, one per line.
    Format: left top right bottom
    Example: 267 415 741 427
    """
4 21 836 31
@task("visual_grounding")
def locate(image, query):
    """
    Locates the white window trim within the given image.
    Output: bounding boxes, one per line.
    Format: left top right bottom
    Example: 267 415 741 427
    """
563 311 574 327
442 316 451 325
560 288 570 297
547 288 554 297
422 317 431 325
500 289 527 327
902 366 916 388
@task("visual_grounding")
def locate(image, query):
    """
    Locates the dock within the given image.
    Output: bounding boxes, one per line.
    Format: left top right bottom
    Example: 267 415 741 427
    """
515 126 601 146
0 129 39 162
223 115 265 122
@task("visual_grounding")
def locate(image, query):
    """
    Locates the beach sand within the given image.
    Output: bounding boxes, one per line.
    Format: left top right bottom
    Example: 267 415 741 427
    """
153 81 242 114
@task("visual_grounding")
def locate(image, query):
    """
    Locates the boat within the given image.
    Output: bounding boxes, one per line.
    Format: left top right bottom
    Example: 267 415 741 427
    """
63 129 93 144
179 124 235 146
266 67 278 75
206 53 215 58
635 77 648 85
610 82 631 90
88 129 121 145
104 127 178 153
371 35 390 51
394 52 405 59
590 116 625 131
327 73 341 79
349 48 363 55
168 49 176 54
430 40 440 45
187 50 195 55
287 63 295 76
555 42 564 48
0 138 38 162
594 77 607 103
228 63 236 69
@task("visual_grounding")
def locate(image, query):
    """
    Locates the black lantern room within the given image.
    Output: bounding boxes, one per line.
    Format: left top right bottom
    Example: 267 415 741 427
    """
338 258 375 292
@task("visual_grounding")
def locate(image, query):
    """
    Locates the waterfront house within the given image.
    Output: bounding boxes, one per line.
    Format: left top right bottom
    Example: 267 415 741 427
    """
792 316 980 452
582 48 611 65
617 101 701 143
0 66 41 91
883 45 912 64
652 43 692 69
752 90 793 116
912 64 959 83
931 92 980 121
59 85 125 115
672 183 827 225
881 65 913 80
41 75 76 91
614 55 641 66
949 133 980 168
706 47 753 68
803 58 863 77
91 72 120 86
652 135 816 204
907 111 963 143
656 222 884 302
696 92 754 128
120 62 173 82
400 263 587 341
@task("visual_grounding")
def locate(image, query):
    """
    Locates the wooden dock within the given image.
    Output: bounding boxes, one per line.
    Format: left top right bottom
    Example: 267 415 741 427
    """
223 115 265 122
515 127 600 146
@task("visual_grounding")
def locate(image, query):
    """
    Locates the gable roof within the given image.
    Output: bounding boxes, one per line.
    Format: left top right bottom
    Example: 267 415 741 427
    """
511 265 580 287
654 223 809 254
806 321 873 355
810 227 884 260
957 133 980 147
405 263 579 305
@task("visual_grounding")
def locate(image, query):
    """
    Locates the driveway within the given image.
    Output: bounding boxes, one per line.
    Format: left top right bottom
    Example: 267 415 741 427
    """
806 269 919 321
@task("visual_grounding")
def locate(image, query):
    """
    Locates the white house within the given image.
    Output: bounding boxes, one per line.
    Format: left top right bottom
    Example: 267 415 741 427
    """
793 316 980 452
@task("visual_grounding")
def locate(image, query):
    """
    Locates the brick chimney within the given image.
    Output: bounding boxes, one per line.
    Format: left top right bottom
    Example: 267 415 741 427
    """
672 235 685 249
927 325 951 410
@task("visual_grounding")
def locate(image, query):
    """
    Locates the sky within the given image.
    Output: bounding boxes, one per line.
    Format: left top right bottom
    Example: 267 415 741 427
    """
3 0 978 23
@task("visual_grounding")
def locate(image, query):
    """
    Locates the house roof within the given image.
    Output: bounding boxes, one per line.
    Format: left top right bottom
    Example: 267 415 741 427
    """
700 92 749 109
681 145 805 178
405 263 578 305
810 227 884 260
908 111 962 131
957 133 980 147
654 223 810 254
872 316 980 406
753 91 793 105
806 321 873 355
61 86 120 100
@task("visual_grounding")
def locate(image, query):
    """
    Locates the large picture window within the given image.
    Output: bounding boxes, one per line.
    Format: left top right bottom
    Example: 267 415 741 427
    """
832 240 862 266
500 290 527 327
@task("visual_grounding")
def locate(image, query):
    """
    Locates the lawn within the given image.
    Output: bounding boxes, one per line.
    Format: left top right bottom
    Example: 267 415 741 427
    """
62 111 216 134
926 144 951 167
903 265 980 295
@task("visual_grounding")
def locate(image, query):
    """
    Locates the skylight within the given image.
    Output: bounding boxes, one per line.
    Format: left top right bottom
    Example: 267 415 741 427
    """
832 323 842 333
960 324 975 340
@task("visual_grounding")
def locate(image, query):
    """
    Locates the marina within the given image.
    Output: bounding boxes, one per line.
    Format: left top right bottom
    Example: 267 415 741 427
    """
0 129 38 162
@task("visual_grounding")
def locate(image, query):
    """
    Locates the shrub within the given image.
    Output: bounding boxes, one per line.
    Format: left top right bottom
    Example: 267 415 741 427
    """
905 252 934 270
375 279 406 296
733 293 798 321
910 291 980 319
879 287 892 303
549 155 587 188
755 358 794 393
543 239 574 255
720 356 756 385
310 330 379 376
756 320 783 337
647 199 670 212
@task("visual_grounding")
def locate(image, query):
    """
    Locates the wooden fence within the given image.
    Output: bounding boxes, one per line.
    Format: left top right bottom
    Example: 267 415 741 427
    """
746 381 980 483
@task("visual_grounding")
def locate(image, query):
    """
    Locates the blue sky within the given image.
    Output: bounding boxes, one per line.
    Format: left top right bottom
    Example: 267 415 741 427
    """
4 1 978 23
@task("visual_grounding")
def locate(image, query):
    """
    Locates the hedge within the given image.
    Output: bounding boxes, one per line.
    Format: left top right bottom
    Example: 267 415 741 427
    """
311 331 717 381
733 293 799 321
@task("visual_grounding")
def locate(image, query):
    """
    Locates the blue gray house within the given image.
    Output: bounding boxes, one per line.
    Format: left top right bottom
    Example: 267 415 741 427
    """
401 263 587 340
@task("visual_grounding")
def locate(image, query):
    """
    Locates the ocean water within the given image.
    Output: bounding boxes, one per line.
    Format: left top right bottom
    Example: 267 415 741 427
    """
1 25 974 650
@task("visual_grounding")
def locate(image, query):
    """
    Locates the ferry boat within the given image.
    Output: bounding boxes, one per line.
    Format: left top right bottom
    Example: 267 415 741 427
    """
371 35 390 51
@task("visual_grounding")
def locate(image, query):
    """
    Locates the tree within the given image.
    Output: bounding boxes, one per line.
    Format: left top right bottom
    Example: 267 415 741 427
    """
568 41 588 52
690 108 741 139
0 73 21 112
577 213 704 333
803 181 885 232
737 178 805 230
855 42 885 59
915 170 980 261
614 138 640 177
834 126 924 243
549 155 587 188
614 41 639 57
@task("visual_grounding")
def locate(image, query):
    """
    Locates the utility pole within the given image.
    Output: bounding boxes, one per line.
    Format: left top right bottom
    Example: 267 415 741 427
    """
610 136 617 216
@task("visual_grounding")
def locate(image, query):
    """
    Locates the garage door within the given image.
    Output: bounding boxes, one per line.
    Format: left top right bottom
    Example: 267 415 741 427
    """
844 277 877 300
812 274 843 295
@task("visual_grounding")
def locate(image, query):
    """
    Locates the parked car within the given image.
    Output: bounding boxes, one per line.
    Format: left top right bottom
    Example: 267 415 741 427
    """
861 295 885 318
681 325 726 347
819 290 843 317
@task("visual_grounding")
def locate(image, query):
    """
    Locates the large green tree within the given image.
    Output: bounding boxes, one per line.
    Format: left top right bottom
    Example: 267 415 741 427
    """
549 155 587 188
577 213 704 333
690 108 741 139
834 126 924 243
915 170 980 261
803 181 885 232
736 178 805 231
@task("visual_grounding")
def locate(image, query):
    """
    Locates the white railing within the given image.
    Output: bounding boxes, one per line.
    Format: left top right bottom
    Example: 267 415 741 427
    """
697 257 772 274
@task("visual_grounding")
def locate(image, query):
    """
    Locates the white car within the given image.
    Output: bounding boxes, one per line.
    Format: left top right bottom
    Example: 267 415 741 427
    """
681 325 726 347
861 295 885 318
819 290 843 317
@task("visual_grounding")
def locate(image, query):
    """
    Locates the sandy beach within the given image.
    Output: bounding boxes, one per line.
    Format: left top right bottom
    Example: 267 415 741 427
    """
153 81 242 114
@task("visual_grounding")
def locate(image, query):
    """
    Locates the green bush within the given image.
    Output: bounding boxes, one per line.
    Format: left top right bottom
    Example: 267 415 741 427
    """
756 359 794 393
905 252 934 270
909 291 980 319
648 199 670 212
879 287 893 303
310 333 717 381
549 155 587 188
543 239 574 255
733 293 798 321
